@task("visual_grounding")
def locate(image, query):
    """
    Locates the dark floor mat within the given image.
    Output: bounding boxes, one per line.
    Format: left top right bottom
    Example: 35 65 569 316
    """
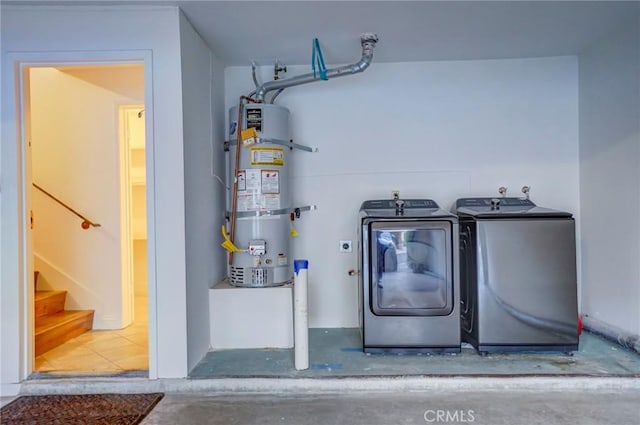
0 392 164 425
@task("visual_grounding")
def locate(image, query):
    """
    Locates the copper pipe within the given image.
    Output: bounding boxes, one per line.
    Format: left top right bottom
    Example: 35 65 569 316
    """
228 95 257 264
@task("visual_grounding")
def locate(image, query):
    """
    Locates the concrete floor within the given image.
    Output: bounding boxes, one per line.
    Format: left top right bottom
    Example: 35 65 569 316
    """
191 329 640 378
8 376 640 424
0 397 14 408
8 327 639 425
141 390 640 425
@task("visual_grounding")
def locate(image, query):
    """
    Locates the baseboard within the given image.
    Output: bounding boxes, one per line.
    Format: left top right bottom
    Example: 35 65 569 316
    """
583 315 640 354
93 316 126 330
33 253 89 295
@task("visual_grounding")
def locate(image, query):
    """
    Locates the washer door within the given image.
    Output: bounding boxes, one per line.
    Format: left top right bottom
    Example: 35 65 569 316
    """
369 221 453 316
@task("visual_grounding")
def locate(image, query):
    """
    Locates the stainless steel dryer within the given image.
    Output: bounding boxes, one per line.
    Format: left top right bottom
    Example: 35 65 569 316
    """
453 197 579 354
358 198 460 353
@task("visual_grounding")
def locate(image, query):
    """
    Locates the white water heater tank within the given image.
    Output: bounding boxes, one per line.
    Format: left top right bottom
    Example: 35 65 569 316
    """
227 104 292 287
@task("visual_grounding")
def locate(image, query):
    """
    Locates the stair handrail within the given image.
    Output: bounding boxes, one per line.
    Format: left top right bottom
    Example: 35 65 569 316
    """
32 182 101 229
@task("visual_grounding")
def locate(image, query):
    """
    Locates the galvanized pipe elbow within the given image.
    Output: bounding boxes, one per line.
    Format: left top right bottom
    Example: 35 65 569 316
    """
352 57 372 73
255 33 378 101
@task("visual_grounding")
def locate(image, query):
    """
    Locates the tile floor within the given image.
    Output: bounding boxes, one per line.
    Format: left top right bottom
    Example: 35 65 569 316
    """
32 296 148 376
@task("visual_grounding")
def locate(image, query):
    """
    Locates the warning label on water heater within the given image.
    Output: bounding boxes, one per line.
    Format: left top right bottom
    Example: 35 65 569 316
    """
237 193 281 212
250 147 284 166
236 168 281 212
261 170 279 194
236 170 246 191
244 169 261 191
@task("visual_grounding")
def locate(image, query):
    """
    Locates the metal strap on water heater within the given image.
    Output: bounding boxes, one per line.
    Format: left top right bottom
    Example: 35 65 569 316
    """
224 138 318 153
231 205 317 219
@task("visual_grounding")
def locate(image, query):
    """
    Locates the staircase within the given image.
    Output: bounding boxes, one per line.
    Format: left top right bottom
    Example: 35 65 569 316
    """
34 273 95 357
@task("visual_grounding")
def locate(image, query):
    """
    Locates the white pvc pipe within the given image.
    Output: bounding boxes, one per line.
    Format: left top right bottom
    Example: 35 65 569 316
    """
294 260 309 370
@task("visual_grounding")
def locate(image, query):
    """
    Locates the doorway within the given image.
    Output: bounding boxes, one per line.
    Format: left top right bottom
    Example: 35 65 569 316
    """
26 64 149 375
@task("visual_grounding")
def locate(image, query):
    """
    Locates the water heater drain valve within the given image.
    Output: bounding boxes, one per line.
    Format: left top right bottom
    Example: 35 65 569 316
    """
249 239 267 256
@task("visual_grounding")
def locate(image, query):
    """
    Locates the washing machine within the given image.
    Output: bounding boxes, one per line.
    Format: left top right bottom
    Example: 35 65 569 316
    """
358 198 460 353
453 197 579 354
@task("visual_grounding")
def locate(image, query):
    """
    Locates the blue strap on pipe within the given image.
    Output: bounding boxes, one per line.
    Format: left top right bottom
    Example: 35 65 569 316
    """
311 39 317 79
294 259 309 274
311 38 328 81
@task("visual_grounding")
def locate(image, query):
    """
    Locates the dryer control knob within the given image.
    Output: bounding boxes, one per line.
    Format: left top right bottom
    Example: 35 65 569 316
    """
490 198 501 210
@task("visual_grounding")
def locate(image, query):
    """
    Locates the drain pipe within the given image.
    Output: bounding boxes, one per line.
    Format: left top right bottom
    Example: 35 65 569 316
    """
294 260 310 370
255 33 379 102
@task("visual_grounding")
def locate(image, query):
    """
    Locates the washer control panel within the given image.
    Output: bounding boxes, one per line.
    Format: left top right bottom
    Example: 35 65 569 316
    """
361 199 439 210
456 197 536 208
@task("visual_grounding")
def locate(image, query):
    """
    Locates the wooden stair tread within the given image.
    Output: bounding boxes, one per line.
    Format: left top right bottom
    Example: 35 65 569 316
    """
32 273 95 357
35 309 95 356
35 310 94 335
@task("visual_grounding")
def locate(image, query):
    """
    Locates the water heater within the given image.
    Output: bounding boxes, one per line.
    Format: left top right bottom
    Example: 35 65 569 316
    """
226 104 294 287
223 35 378 288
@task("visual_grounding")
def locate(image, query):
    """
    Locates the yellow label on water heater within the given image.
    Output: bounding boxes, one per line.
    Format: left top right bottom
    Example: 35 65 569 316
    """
241 128 258 146
249 147 284 166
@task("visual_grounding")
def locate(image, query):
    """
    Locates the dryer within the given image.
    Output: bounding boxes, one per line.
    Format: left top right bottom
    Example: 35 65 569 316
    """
358 198 460 353
453 197 579 354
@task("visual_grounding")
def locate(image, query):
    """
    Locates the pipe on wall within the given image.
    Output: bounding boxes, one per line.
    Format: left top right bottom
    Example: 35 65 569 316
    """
255 33 379 102
583 315 640 354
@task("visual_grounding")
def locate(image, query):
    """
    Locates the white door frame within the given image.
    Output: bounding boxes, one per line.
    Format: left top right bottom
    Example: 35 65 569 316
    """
118 103 146 327
1 50 157 382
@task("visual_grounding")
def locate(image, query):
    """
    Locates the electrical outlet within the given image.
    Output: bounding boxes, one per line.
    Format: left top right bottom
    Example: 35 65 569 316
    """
339 240 353 253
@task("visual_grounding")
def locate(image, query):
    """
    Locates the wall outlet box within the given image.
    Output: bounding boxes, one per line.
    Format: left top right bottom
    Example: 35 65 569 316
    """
340 240 353 253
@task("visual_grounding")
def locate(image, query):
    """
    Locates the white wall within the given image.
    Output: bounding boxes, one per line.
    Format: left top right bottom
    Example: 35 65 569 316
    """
30 66 143 329
226 56 580 327
1 5 188 384
60 66 145 100
178 12 226 372
579 19 640 338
